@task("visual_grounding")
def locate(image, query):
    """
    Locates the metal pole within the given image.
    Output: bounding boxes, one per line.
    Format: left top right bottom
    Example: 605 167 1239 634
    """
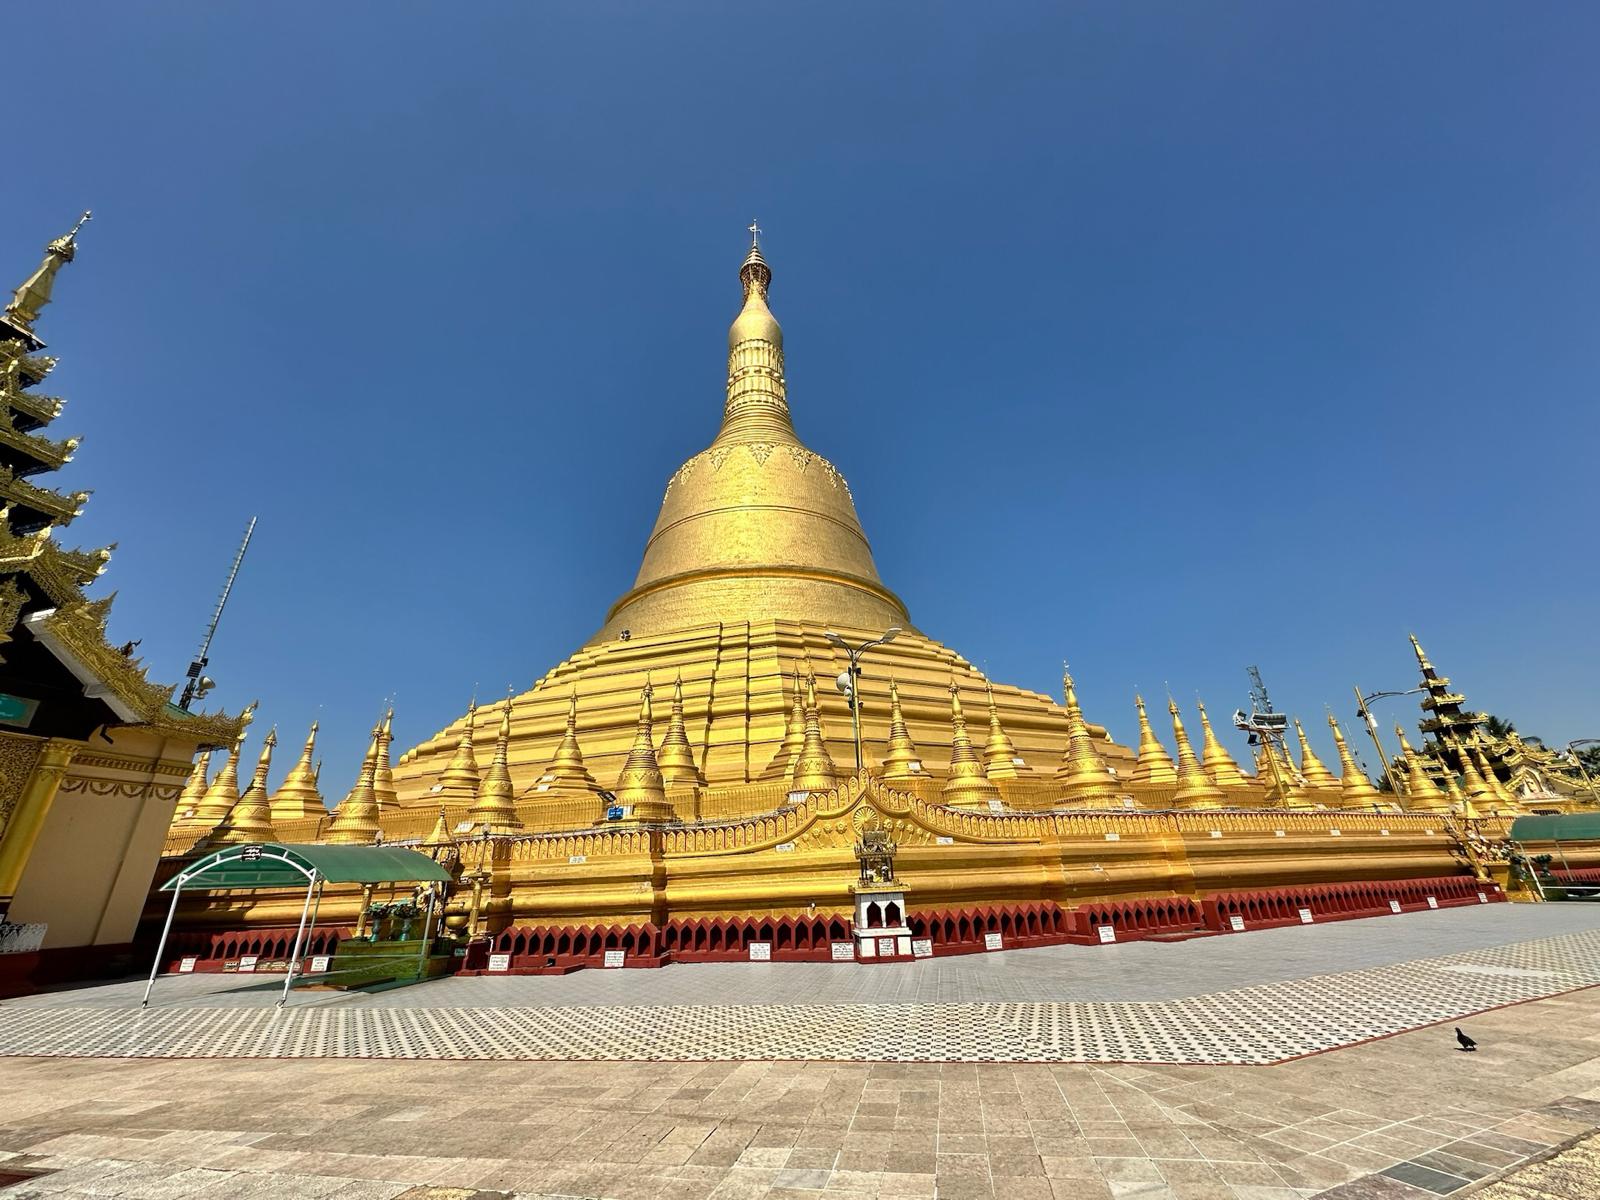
414 886 437 979
849 655 863 773
303 877 326 975
140 877 185 1009
1567 742 1600 806
277 869 318 1008
1354 686 1404 802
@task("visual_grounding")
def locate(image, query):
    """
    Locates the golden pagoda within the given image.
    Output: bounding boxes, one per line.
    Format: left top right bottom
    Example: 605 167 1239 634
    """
1396 727 1450 814
211 729 277 845
880 679 925 782
1328 714 1383 809
1196 701 1247 787
1129 695 1177 785
1293 718 1342 805
270 720 325 821
468 700 523 833
1056 668 1117 806
1169 700 1225 809
941 679 1000 807
982 681 1028 779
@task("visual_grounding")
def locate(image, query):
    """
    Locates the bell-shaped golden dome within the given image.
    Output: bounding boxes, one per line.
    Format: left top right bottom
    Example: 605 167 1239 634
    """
597 231 909 641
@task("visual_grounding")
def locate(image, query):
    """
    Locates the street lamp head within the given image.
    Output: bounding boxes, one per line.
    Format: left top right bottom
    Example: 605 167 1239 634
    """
823 631 846 649
882 627 902 644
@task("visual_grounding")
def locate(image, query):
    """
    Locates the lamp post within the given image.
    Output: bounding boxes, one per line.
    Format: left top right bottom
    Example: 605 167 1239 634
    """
1354 686 1425 799
1567 739 1600 806
823 627 902 772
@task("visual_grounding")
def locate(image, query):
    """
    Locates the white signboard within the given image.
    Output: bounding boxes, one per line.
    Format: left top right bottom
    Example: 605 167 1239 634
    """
878 937 897 957
1228 914 1245 932
1104 832 1120 842
1097 924 1116 943
178 956 198 973
830 941 855 961
1477 891 1488 903
567 854 587 865
488 952 511 972
935 836 955 846
310 955 331 974
1208 830 1222 838
1274 830 1286 838
1380 828 1390 836
1329 829 1342 837
775 841 795 853
1298 908 1313 924
987 799 1004 813
1388 900 1402 914
748 942 771 961
1122 797 1136 809
911 939 933 958
1426 896 1439 909
238 955 258 973
604 949 626 968
984 931 1002 951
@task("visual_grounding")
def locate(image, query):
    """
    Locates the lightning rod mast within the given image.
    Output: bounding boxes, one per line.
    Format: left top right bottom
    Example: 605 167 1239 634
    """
178 517 256 711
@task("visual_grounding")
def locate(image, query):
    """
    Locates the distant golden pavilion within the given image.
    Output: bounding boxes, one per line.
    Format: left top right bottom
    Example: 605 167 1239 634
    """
158 231 1598 971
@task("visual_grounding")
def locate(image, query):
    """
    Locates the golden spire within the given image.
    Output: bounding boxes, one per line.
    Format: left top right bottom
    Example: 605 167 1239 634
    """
982 680 1027 779
1471 745 1518 810
1056 667 1116 806
1129 694 1177 785
212 728 277 845
714 222 793 446
1440 757 1476 818
270 720 325 822
1395 727 1449 813
1169 700 1225 809
942 679 1001 806
1294 719 1338 790
437 701 482 802
1196 700 1247 787
535 690 599 794
760 667 809 782
1327 713 1381 808
426 807 455 846
881 678 924 781
791 670 839 793
190 706 254 825
613 682 672 820
326 724 382 845
175 750 211 822
657 673 706 786
6 212 91 333
373 709 399 810
469 698 523 832
1409 632 1433 673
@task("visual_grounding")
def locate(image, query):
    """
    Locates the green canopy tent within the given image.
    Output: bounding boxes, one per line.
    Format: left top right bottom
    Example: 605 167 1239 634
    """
143 842 453 1008
1508 814 1600 899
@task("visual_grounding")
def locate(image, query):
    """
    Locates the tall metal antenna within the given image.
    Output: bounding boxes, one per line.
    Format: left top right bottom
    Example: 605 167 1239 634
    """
178 517 256 711
1247 665 1273 715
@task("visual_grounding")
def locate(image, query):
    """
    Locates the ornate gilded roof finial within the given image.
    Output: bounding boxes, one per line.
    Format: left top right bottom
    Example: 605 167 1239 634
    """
1130 694 1177 785
212 727 277 845
270 719 326 821
533 688 600 795
6 212 91 332
1409 633 1433 673
372 707 399 810
982 679 1027 779
748 218 762 247
881 677 924 781
326 725 382 844
1169 699 1225 809
1054 666 1116 805
469 696 522 832
657 672 706 786
613 681 671 819
1395 726 1449 812
943 677 1001 806
792 669 839 793
739 219 771 297
715 222 792 445
426 807 455 846
1196 700 1247 787
1327 712 1381 808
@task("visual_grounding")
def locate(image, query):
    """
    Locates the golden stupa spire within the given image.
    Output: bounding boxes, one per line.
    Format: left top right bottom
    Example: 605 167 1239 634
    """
1409 632 1433 673
1395 727 1449 813
373 708 399 810
1169 699 1225 809
942 679 1001 806
761 667 809 782
612 682 672 820
437 700 482 802
426 807 455 846
189 703 255 826
982 680 1027 779
212 727 277 845
1471 745 1517 810
1196 701 1247 787
657 673 706 787
881 678 924 781
713 220 794 447
1293 719 1338 790
469 697 523 832
1440 757 1476 818
326 724 382 845
1327 713 1381 808
175 750 211 822
1056 667 1116 806
791 670 839 793
1130 694 1177 785
6 212 91 333
270 719 325 822
534 690 599 794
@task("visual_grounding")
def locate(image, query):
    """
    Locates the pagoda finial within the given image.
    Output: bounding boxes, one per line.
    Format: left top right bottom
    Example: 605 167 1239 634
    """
326 726 382 844
1054 668 1116 805
534 688 599 795
761 665 810 782
716 225 791 445
792 669 838 793
212 727 277 845
612 681 671 819
943 677 1000 806
270 718 326 821
657 671 706 786
982 679 1027 779
1169 700 1225 809
1130 694 1177 785
748 218 762 247
1409 633 1433 673
1196 700 1247 786
1327 712 1381 808
6 212 91 333
372 707 399 810
1394 726 1449 812
1293 718 1339 795
437 700 482 801
174 750 212 823
881 677 924 781
468 696 522 832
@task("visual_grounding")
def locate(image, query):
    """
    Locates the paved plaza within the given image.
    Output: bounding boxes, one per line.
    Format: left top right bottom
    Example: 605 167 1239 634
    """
0 906 1598 1198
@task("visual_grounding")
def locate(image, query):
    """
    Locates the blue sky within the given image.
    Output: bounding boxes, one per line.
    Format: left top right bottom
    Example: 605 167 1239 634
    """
7 3 1597 788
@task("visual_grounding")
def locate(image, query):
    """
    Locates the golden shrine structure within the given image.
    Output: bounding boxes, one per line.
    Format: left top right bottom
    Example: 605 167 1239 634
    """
0 218 244 996
151 230 1600 975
